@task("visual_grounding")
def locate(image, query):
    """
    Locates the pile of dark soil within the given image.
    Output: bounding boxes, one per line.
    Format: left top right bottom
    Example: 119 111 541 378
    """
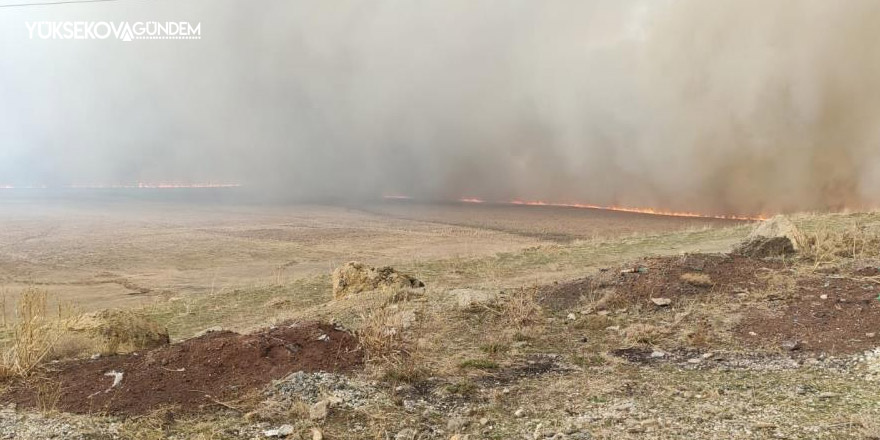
613 254 781 303
3 322 363 415
737 271 880 354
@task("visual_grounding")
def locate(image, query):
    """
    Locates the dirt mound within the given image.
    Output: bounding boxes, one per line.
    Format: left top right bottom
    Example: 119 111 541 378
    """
734 236 797 258
332 261 424 299
64 309 170 354
734 215 802 257
539 254 780 311
3 322 363 415
611 254 779 308
737 274 880 354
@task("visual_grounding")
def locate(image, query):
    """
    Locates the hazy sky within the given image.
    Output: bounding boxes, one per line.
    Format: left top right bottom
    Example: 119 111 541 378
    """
2 0 879 215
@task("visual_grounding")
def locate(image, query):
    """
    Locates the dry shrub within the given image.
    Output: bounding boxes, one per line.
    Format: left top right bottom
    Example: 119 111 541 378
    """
357 306 407 361
680 273 713 287
379 354 430 384
0 288 64 378
47 332 97 361
64 309 170 355
622 323 668 345
500 287 542 329
35 377 62 412
800 221 880 265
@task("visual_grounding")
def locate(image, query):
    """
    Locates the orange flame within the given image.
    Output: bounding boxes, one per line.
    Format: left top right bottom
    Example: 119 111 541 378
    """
507 199 765 221
458 197 485 203
384 195 765 220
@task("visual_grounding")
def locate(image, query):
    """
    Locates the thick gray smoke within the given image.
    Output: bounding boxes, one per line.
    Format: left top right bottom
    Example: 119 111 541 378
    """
1 0 879 215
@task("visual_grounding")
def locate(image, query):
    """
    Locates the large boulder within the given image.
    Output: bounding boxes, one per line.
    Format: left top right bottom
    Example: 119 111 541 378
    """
734 215 803 258
331 262 424 299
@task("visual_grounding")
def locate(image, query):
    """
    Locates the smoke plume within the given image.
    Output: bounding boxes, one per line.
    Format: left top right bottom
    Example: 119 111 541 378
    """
1 0 879 215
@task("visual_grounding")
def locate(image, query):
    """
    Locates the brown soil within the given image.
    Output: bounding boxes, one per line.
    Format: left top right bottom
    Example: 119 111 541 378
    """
539 254 782 312
611 254 782 305
3 321 363 415
737 271 880 354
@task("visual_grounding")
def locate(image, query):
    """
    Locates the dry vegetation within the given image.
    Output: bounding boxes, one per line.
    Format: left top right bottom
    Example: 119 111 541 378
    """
1 288 62 378
6 207 880 439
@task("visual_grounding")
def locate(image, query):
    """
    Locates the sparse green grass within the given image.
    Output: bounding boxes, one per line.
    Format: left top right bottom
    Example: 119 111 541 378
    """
458 358 499 370
141 276 331 339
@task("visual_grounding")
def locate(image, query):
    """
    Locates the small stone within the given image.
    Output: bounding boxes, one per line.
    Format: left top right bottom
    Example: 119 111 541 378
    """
820 294 828 300
818 392 840 399
687 358 702 364
449 435 470 440
195 326 224 337
650 350 666 358
748 331 757 336
867 333 876 338
605 326 620 332
309 400 329 420
567 313 577 321
650 297 672 306
502 387 510 394
514 408 526 418
479 417 489 426
263 425 295 438
312 428 324 440
597 310 610 316
395 428 417 440
781 340 801 351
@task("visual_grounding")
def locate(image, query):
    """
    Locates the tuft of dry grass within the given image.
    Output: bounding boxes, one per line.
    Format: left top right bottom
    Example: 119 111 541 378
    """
357 306 407 361
680 272 713 287
499 286 542 330
1 288 64 378
622 323 669 346
800 221 880 265
34 377 62 413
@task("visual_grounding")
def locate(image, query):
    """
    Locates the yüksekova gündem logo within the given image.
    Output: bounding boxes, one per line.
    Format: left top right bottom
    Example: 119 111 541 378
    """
26 21 201 41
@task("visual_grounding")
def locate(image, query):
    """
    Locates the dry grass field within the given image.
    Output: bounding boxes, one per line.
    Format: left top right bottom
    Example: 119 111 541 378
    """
0 193 741 317
6 191 880 439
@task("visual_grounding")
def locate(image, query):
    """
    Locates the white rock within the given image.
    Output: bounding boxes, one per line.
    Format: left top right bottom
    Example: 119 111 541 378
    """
449 289 499 308
650 297 672 306
263 425 295 437
567 313 577 321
